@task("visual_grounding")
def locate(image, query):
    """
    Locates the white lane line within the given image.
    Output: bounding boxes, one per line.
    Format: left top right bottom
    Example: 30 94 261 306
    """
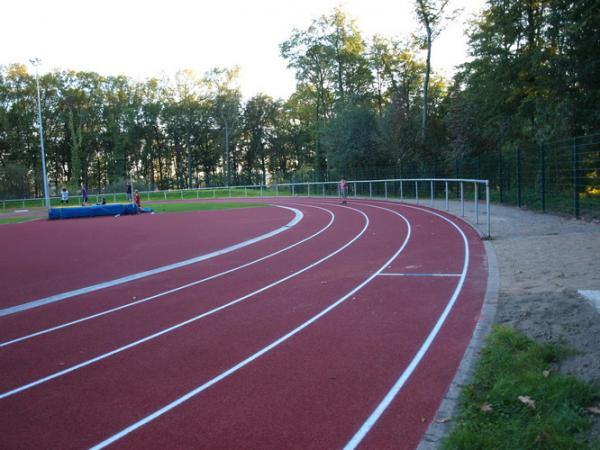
0 206 335 349
0 206 303 318
89 205 412 450
378 273 461 277
0 206 370 400
344 202 470 450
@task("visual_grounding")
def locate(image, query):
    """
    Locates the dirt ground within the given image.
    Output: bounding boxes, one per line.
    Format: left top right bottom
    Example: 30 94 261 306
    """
485 204 600 384
466 202 600 438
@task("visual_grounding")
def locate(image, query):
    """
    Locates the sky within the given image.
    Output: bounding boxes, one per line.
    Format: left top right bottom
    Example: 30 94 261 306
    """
2 0 486 100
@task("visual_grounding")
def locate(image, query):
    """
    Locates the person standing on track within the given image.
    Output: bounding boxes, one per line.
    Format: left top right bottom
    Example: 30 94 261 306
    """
134 189 142 210
340 176 348 204
60 187 69 205
81 184 88 206
126 183 132 202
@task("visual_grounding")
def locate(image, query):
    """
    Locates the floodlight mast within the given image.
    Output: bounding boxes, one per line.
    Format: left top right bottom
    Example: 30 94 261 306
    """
30 58 50 209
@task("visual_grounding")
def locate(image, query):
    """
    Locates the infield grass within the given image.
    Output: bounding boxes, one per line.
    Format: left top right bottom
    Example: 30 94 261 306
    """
0 216 40 225
144 201 268 214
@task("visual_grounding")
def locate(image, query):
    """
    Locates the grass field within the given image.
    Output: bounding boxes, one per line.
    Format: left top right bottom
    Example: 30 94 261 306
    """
0 216 40 225
144 201 268 213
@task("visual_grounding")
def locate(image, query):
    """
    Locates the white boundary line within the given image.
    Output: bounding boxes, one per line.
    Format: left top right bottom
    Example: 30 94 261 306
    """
1 205 335 349
378 273 461 277
89 204 413 450
343 202 470 449
0 206 370 400
0 206 304 318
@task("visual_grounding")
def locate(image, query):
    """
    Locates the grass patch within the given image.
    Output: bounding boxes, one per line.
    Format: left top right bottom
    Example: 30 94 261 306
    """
144 201 268 214
443 325 600 450
0 216 39 224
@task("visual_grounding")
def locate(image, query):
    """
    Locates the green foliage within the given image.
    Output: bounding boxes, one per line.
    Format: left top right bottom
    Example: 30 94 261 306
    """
0 3 598 203
444 325 600 449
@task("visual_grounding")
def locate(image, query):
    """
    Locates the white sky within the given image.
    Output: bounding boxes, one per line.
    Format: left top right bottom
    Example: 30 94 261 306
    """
1 0 485 100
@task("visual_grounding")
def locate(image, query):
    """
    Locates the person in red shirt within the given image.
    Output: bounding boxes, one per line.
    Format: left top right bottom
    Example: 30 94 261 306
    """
340 176 348 204
134 189 141 209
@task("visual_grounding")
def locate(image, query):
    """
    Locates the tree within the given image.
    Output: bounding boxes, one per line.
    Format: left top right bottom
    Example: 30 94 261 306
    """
242 94 280 185
414 0 457 144
281 7 373 173
209 67 242 186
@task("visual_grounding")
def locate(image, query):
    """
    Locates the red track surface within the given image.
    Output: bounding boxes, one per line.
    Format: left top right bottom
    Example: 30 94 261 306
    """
0 199 487 449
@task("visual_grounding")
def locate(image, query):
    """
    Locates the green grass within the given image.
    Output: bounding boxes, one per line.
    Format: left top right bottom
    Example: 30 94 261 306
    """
144 201 268 213
443 325 600 450
0 216 40 224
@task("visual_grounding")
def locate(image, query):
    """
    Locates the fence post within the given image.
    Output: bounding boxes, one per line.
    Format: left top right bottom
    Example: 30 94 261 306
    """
322 184 325 197
445 181 449 211
475 182 479 224
400 181 403 201
308 184 310 197
430 180 434 206
460 182 465 217
498 148 503 204
573 138 580 219
486 181 491 238
353 182 357 198
517 148 522 208
384 181 388 199
540 143 546 213
369 182 372 198
415 181 419 204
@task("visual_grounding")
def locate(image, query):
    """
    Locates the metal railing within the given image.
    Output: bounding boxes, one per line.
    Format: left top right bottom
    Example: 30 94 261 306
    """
1 178 491 238
268 178 491 238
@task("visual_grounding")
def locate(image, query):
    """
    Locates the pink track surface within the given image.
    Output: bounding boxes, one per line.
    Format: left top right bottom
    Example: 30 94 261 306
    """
0 199 488 449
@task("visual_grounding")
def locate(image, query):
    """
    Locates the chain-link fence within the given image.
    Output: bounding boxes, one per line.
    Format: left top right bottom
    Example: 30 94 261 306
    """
285 134 600 220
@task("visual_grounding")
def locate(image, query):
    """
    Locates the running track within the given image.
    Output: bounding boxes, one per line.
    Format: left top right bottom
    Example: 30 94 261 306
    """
0 198 488 449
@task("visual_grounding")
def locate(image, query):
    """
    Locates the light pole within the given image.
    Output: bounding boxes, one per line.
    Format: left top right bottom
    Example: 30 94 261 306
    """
30 58 50 209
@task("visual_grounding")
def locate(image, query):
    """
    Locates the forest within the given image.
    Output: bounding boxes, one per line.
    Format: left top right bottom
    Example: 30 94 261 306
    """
0 0 598 202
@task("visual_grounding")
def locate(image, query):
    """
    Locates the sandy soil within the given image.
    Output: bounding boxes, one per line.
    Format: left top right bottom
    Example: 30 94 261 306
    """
485 205 600 383
463 202 600 438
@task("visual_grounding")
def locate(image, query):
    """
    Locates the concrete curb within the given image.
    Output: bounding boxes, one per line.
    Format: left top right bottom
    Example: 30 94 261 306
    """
417 237 500 449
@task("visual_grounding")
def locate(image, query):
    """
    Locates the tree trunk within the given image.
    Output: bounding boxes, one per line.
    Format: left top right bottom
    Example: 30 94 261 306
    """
421 29 432 144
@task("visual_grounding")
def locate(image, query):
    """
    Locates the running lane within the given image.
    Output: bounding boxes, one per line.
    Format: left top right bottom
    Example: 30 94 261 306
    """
0 204 332 343
0 204 364 393
0 205 295 310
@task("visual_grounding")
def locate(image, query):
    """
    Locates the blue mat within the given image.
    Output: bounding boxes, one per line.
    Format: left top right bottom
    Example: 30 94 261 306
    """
48 203 140 220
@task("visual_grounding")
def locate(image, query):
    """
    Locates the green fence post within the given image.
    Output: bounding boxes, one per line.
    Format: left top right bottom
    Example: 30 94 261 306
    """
517 148 522 208
573 138 580 219
498 148 503 204
540 143 546 213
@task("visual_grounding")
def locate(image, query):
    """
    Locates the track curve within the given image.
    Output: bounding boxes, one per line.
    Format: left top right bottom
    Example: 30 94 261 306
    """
0 198 488 449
